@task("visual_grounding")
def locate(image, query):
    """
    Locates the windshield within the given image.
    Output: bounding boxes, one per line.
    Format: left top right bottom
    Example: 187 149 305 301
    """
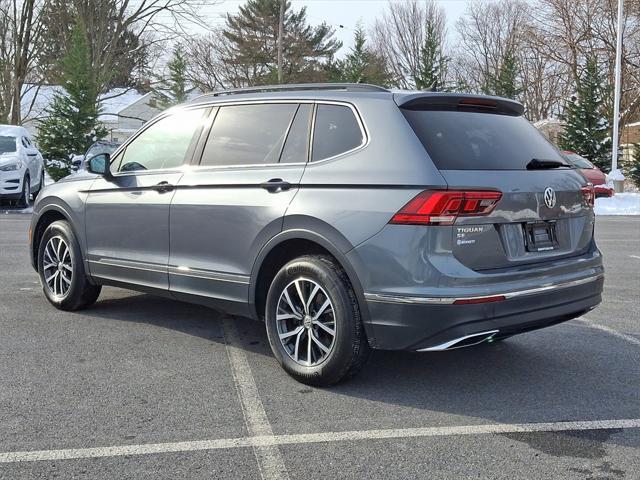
402 109 566 170
86 142 120 158
0 136 17 154
563 152 595 169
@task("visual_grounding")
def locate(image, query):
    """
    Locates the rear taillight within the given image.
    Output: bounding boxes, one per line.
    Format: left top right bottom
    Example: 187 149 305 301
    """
390 190 502 226
581 184 595 208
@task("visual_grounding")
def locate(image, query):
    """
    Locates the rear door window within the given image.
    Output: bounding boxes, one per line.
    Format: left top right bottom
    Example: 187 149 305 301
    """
312 104 363 162
280 104 312 164
401 109 565 170
201 104 298 167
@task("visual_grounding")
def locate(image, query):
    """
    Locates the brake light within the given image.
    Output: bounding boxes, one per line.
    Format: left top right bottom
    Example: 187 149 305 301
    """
581 184 595 208
390 190 502 226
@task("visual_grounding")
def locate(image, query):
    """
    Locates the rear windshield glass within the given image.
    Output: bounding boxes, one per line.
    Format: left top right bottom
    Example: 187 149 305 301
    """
563 152 594 169
0 136 17 154
402 109 565 170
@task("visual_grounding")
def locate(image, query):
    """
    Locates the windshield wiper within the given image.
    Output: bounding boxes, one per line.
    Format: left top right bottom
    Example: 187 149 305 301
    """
526 158 571 170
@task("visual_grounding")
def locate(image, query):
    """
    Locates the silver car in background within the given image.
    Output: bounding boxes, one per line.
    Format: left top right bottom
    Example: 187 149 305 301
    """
29 84 603 385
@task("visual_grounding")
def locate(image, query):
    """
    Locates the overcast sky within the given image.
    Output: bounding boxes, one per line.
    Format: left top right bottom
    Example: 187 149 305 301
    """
191 0 473 56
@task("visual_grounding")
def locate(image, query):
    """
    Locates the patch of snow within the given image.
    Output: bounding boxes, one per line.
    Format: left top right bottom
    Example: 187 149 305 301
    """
595 193 640 216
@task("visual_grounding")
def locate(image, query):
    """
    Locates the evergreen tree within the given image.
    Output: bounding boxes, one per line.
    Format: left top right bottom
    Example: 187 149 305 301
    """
491 50 521 99
37 23 107 181
155 45 192 108
332 24 389 86
415 21 448 91
626 144 640 187
223 0 341 85
559 56 612 171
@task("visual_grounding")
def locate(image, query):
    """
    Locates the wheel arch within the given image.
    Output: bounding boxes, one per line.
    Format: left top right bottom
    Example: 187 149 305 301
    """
249 228 375 345
30 204 82 274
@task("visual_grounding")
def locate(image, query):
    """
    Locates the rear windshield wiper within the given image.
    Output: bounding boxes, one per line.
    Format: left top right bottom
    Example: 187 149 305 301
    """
526 158 571 170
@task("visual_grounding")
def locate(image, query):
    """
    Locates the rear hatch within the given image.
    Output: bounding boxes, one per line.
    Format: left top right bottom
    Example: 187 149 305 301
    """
397 94 595 271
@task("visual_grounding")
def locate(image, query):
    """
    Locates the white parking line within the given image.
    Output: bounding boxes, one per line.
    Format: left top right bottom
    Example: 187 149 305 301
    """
222 316 289 480
630 255 640 260
1 418 638 464
577 317 640 347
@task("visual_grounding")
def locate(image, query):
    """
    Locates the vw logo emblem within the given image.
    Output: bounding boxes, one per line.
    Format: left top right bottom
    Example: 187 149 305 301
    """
544 187 557 208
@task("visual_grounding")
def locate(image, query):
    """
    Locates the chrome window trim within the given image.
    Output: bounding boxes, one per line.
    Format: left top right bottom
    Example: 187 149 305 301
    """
364 273 604 306
104 99 369 176
187 99 369 171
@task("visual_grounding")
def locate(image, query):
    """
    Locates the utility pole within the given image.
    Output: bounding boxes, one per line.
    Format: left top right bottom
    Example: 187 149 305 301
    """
610 0 625 188
277 0 285 84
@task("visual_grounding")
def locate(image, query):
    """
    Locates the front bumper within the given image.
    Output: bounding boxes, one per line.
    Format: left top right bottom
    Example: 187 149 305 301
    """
0 173 23 198
364 273 604 350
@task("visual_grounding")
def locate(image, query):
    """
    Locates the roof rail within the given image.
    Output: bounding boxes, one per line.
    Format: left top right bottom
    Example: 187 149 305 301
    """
197 83 389 99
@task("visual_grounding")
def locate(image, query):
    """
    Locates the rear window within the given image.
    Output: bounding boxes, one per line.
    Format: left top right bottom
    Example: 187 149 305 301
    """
0 136 17 154
563 152 594 169
402 109 565 170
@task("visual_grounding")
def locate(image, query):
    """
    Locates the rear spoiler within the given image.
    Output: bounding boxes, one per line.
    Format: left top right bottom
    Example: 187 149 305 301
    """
394 92 524 116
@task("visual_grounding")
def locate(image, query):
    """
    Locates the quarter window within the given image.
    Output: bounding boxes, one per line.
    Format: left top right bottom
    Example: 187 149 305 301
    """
201 104 298 167
115 108 205 173
312 104 363 162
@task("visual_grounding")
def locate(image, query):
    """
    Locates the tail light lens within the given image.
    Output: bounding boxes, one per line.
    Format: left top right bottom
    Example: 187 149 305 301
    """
581 184 595 208
390 190 502 226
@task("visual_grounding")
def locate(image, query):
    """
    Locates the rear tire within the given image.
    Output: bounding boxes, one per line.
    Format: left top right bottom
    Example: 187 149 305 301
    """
265 255 370 386
38 220 101 311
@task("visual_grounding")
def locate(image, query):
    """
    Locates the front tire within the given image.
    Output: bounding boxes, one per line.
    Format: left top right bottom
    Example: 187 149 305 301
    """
265 255 370 386
38 220 101 311
33 171 45 199
17 174 30 208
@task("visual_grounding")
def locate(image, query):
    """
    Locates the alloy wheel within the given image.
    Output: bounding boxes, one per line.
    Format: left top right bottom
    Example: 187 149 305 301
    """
42 236 73 299
276 278 336 366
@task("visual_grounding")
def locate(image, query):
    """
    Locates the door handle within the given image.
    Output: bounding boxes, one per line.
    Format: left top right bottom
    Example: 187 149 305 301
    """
153 181 175 193
260 178 291 193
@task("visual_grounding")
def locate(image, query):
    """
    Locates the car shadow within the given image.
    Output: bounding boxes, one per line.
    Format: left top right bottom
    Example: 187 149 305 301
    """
81 289 639 454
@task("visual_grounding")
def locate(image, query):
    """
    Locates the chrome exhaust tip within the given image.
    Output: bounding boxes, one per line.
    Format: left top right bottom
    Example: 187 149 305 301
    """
417 330 500 352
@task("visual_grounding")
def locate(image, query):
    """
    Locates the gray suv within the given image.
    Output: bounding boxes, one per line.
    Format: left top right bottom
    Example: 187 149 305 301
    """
29 84 604 385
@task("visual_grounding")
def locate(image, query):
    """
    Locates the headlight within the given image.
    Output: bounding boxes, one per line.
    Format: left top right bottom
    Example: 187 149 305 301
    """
0 161 22 171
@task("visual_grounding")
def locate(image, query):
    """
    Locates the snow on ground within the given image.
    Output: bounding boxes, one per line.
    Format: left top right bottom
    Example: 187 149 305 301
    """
595 193 640 216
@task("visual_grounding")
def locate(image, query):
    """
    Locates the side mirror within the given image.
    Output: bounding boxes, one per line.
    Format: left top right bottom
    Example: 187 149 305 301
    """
86 153 113 180
71 155 83 171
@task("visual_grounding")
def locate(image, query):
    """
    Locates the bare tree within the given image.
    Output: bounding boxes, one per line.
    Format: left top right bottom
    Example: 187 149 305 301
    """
371 0 447 89
455 0 530 95
0 0 48 124
534 0 640 124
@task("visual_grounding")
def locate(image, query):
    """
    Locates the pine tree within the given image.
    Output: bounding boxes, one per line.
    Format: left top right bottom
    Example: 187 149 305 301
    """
415 22 448 91
333 24 389 86
626 144 640 187
223 0 341 85
559 56 612 172
37 23 107 181
491 50 521 99
155 45 192 109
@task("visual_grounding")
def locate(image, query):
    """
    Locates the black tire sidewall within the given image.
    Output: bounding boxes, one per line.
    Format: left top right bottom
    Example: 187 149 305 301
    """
265 256 362 385
37 220 85 309
19 175 30 207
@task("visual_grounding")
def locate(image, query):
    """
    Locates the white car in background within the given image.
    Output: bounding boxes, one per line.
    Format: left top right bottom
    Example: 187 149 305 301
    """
0 125 45 207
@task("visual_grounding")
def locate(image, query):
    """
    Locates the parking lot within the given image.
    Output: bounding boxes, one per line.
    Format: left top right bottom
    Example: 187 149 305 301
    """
0 213 638 479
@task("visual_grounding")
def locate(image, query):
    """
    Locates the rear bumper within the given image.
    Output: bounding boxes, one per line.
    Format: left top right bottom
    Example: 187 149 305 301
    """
594 186 614 198
364 273 604 350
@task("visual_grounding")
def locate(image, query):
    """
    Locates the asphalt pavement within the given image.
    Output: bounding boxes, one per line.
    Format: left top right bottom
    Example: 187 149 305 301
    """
0 213 638 479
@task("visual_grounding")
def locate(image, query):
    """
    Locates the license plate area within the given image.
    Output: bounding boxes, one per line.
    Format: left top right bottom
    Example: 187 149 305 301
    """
524 221 558 252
